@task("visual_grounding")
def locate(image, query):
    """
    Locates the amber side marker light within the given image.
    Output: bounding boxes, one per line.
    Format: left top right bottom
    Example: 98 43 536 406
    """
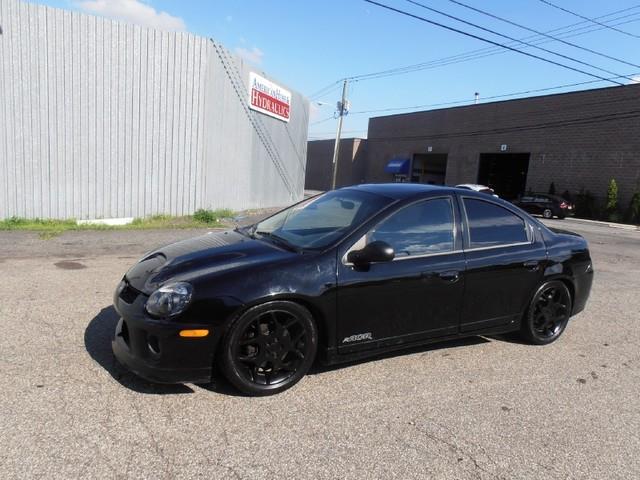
179 329 209 338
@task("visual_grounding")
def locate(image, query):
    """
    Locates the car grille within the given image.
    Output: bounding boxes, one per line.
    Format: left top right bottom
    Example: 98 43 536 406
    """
119 282 140 304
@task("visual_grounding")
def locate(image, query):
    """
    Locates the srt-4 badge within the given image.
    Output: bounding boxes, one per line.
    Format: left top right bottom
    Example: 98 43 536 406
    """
342 332 373 343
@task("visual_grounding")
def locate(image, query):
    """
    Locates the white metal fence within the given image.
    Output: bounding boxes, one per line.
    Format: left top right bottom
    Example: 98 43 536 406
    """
0 0 308 219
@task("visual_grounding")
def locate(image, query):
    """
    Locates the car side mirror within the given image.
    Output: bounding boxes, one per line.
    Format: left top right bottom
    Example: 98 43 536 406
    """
347 241 395 265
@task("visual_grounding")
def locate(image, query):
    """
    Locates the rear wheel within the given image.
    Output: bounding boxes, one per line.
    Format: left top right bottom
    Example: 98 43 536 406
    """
220 301 318 396
542 208 553 219
520 281 572 345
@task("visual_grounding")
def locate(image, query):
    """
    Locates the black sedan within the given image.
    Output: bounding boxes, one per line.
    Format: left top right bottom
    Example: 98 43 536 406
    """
513 193 575 219
112 184 593 395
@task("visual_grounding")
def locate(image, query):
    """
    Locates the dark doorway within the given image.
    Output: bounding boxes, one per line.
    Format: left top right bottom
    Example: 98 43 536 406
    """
411 154 448 185
477 153 530 200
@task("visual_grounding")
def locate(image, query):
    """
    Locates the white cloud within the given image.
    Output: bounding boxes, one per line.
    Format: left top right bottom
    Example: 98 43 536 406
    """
75 0 186 31
235 46 264 65
629 75 640 84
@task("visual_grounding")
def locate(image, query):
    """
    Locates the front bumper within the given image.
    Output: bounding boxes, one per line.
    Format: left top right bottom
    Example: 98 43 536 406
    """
111 281 217 384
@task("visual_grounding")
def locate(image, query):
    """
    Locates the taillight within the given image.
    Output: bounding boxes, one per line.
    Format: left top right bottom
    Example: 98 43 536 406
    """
560 202 568 208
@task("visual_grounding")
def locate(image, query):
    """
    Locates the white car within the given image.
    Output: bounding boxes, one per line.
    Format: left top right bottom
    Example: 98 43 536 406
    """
455 184 499 197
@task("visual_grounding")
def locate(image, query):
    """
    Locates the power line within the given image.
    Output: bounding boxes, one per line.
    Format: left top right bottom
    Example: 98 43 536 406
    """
309 129 368 136
447 0 640 69
347 7 640 82
402 0 631 82
308 93 640 140
308 81 342 100
537 0 640 39
365 108 640 142
346 73 640 116
309 115 336 126
363 0 625 85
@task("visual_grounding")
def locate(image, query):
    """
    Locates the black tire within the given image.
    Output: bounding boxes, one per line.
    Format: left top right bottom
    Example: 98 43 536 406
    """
542 208 553 219
219 301 318 396
520 280 572 345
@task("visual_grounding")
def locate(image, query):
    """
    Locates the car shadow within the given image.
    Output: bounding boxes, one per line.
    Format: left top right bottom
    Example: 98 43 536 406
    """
309 336 491 375
85 307 524 395
195 378 249 397
84 305 194 394
485 332 532 346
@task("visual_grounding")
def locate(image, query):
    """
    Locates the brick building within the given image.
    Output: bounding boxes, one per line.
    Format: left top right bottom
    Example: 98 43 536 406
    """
305 138 367 191
306 83 640 207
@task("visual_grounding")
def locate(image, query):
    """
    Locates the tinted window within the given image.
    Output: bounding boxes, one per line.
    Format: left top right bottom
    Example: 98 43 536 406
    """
367 198 455 257
253 190 391 249
464 198 528 248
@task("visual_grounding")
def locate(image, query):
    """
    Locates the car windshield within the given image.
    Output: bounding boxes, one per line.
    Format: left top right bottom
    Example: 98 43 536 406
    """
249 189 391 250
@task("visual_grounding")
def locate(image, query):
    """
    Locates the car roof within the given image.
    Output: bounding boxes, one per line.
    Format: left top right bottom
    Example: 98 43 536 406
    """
344 183 455 199
456 183 490 190
527 193 565 201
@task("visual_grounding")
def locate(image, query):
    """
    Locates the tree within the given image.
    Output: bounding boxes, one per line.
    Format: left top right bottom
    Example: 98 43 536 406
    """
627 191 640 224
606 179 619 221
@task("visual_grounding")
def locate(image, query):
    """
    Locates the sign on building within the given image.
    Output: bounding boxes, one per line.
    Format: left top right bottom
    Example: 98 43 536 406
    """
248 72 291 122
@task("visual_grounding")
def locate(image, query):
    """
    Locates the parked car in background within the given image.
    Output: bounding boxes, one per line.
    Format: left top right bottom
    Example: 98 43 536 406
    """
513 194 575 219
455 184 498 197
112 184 593 395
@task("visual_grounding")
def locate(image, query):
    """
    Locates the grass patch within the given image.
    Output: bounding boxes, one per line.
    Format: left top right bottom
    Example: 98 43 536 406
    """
0 209 236 237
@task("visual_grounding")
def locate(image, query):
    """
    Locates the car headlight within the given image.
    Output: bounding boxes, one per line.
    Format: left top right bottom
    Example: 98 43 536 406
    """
145 282 193 318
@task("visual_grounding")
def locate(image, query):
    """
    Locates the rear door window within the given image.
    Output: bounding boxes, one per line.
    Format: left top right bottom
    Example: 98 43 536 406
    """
463 198 529 248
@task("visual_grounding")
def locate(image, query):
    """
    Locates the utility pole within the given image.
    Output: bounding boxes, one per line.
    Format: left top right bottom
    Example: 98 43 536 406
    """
331 79 349 190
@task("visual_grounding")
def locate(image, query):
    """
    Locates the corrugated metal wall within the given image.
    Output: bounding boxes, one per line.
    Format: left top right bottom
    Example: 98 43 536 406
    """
0 0 308 219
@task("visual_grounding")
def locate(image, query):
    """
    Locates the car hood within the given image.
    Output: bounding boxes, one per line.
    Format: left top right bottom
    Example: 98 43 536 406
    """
125 230 293 294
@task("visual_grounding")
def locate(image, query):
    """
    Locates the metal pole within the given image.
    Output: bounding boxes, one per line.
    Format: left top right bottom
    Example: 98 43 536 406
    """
331 79 348 190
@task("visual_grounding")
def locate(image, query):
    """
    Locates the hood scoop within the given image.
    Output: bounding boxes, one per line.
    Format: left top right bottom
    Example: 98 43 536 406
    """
158 231 239 259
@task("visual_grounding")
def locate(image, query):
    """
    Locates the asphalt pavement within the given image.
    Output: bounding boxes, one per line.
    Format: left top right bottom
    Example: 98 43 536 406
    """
0 217 639 479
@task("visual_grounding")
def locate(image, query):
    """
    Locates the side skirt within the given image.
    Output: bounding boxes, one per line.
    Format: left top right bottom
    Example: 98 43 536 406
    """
320 322 521 366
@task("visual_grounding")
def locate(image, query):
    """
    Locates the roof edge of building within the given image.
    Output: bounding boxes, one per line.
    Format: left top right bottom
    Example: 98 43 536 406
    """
370 82 640 121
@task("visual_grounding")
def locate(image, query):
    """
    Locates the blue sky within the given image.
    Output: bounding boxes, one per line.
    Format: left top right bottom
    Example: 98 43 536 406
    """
38 1 640 139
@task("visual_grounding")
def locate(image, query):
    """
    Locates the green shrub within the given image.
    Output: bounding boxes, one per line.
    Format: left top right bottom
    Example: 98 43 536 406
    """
605 179 620 221
574 188 596 219
193 209 218 224
193 209 233 224
606 179 618 212
626 191 640 224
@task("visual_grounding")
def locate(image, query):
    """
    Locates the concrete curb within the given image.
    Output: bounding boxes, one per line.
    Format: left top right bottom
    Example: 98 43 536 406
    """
561 217 639 231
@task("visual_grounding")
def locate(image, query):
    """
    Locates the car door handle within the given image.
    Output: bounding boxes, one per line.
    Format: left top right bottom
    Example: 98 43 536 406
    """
438 270 460 283
523 261 540 271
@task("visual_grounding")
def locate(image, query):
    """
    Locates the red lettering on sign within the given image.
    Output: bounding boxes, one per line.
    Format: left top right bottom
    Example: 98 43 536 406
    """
251 89 290 120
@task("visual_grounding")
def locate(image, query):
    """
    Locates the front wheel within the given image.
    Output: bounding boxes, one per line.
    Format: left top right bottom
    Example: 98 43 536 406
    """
520 281 572 345
219 301 318 396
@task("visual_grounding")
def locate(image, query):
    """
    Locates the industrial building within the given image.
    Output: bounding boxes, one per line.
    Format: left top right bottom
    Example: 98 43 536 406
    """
0 0 309 220
306 83 640 207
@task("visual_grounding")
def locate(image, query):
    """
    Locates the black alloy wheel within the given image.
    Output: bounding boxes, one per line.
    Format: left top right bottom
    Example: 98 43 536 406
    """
520 280 572 345
543 208 553 219
220 301 318 396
